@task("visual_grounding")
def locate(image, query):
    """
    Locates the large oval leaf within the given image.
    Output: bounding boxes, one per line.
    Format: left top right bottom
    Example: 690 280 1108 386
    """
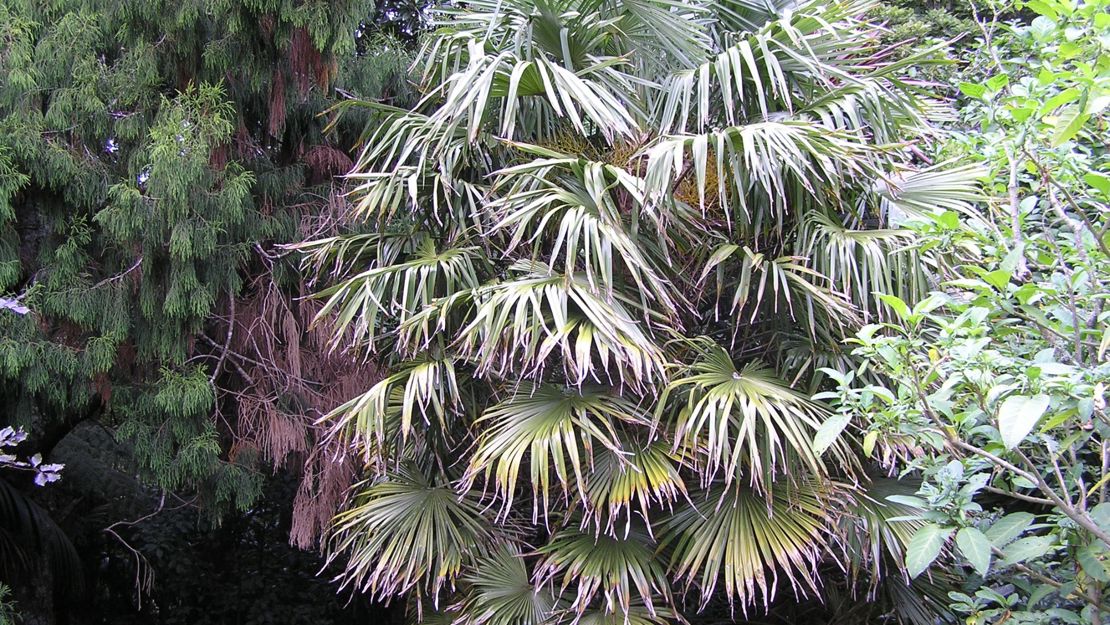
905 523 952 578
998 394 1050 449
956 527 992 577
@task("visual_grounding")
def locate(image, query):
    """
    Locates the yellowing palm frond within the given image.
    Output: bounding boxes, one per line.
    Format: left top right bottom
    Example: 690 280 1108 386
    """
581 441 687 535
326 463 491 601
464 382 648 520
661 482 832 612
536 525 671 618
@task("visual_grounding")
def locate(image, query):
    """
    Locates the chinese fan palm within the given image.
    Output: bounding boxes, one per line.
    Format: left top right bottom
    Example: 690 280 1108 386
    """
302 0 978 622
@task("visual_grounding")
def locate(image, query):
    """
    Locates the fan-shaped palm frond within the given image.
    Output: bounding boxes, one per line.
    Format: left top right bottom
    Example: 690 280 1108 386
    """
326 463 491 600
489 156 680 316
319 356 463 460
661 482 833 612
465 383 648 519
801 78 929 144
430 48 640 144
458 262 667 386
659 342 851 488
456 545 557 625
701 244 859 333
873 163 987 221
643 122 874 231
838 477 926 587
536 525 671 618
799 211 924 319
581 440 686 535
313 235 485 349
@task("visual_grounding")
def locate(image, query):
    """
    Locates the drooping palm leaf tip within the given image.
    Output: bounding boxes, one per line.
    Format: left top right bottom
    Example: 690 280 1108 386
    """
300 0 980 622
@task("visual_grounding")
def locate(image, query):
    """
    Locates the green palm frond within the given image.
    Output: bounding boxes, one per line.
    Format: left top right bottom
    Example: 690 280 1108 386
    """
430 49 640 143
661 482 832 612
319 356 463 460
799 211 925 319
873 163 987 221
701 244 859 333
801 78 929 144
294 231 414 283
326 463 491 601
465 383 648 519
617 0 714 70
536 525 671 618
312 235 485 350
643 122 873 231
456 545 557 625
581 440 686 534
838 477 926 587
489 157 679 315
657 12 843 131
458 263 667 386
659 342 853 488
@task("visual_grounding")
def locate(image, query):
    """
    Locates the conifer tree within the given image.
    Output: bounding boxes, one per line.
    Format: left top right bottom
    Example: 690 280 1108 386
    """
0 2 413 615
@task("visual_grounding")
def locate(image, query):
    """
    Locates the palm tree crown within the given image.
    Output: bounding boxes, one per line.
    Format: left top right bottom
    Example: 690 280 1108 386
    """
301 1 979 622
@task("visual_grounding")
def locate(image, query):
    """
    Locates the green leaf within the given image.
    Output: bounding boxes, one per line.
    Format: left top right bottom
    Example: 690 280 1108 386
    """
1091 502 1110 531
1028 583 1055 609
985 75 1009 92
877 294 910 320
1079 546 1110 582
1040 88 1080 115
863 430 879 458
958 82 987 99
905 523 952 578
1052 106 1089 146
813 414 851 455
997 394 1051 449
985 512 1034 547
1085 172 1110 196
1024 0 1059 19
956 527 992 576
1001 536 1054 566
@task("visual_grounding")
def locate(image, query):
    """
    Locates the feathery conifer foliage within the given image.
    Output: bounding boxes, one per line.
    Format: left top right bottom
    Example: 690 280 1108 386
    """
0 0 403 509
0 0 413 618
304 0 984 622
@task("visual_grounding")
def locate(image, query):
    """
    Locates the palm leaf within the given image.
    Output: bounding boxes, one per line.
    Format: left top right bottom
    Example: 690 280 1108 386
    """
643 121 873 233
455 545 557 625
657 341 852 488
318 356 463 460
489 156 679 316
799 211 924 320
326 463 491 601
536 525 672 618
464 382 649 520
458 262 667 387
838 477 926 587
661 481 833 612
581 440 686 535
872 163 987 222
312 235 485 350
700 243 859 334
